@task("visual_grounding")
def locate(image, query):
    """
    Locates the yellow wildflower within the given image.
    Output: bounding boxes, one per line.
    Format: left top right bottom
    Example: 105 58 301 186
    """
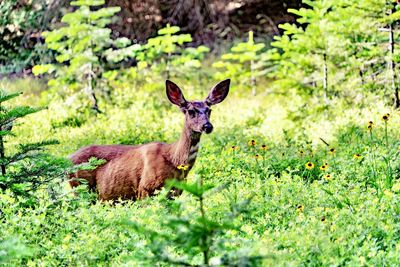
328 147 336 155
353 153 362 160
368 121 374 131
299 150 305 156
320 164 328 171
229 145 240 152
297 205 304 212
248 139 256 146
260 144 268 150
324 174 333 181
382 114 389 122
305 162 314 170
177 164 189 171
254 154 263 160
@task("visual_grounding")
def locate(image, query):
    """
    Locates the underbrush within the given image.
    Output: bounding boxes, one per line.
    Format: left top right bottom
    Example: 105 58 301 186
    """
1 77 400 266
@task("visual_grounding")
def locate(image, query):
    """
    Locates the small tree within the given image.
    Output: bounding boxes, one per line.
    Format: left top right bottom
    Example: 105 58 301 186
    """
269 0 395 103
0 89 66 205
272 1 340 101
382 0 400 108
127 176 262 266
32 0 132 114
135 24 210 79
213 31 272 95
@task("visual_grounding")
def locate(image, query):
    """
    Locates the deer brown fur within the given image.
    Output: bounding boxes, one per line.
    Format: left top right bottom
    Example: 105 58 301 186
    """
69 79 230 201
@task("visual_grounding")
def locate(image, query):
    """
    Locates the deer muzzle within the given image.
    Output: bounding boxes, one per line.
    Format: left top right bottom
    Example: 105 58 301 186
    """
202 123 213 134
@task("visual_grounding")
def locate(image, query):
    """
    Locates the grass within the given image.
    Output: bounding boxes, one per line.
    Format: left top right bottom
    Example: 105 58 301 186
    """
1 77 400 266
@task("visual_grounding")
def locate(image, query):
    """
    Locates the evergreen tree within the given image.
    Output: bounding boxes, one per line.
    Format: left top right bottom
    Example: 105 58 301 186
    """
0 89 67 206
127 176 262 266
32 0 130 114
213 31 272 95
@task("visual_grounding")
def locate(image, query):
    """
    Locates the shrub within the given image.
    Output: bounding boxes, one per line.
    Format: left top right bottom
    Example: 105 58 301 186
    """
0 89 68 206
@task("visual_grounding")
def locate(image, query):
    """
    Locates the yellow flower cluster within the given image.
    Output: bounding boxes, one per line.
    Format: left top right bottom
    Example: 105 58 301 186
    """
260 144 268 150
382 113 390 122
228 145 240 152
254 154 263 160
305 162 314 170
248 139 256 146
297 205 304 212
368 121 374 131
177 164 189 171
319 162 329 171
228 140 270 159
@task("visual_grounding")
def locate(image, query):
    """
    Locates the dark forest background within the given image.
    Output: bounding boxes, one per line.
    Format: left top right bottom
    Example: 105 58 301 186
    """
0 0 302 74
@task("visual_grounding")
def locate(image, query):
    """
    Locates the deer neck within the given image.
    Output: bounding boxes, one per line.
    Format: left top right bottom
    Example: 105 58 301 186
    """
170 121 201 167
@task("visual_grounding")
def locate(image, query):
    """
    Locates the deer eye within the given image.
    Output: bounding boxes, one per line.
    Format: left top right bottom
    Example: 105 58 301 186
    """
187 109 196 117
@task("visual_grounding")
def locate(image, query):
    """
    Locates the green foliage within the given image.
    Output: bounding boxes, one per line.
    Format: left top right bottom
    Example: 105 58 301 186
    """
4 0 400 265
0 78 400 265
33 0 131 113
0 238 33 264
127 178 262 266
133 24 210 79
0 0 48 73
0 89 68 206
269 0 400 104
103 24 210 88
213 31 272 95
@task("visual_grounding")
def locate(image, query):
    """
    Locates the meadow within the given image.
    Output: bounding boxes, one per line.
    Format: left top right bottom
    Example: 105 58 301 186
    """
1 0 400 266
0 75 399 266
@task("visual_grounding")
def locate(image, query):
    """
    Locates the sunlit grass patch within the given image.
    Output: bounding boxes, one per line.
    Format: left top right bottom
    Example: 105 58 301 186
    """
1 78 400 266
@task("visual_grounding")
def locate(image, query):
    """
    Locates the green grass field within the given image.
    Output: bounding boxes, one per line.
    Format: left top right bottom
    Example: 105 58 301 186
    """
1 77 399 266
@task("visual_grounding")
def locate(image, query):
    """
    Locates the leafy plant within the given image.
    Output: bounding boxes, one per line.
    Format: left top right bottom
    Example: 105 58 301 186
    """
269 0 400 105
136 24 210 79
126 177 262 266
0 238 33 265
0 89 67 206
32 0 133 114
213 31 272 95
0 0 48 73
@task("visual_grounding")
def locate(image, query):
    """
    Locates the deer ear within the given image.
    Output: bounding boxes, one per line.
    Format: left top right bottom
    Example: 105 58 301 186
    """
166 80 187 107
205 79 230 106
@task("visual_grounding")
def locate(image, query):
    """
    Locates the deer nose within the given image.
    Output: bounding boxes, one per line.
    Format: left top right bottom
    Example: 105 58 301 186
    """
202 123 213 134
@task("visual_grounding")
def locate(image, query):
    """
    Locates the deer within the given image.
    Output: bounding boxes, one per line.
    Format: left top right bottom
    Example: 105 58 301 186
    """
68 79 230 201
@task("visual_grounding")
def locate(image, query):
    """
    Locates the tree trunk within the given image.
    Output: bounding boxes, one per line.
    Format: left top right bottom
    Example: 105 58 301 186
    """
359 68 365 85
0 101 6 178
88 63 101 114
250 59 256 95
323 53 328 102
0 135 6 176
389 6 400 109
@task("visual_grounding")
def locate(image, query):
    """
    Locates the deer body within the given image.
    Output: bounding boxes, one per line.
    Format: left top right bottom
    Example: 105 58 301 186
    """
69 80 230 201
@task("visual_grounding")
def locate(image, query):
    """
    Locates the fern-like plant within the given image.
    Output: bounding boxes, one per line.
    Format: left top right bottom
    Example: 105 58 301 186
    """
126 176 262 266
213 31 272 95
32 0 132 114
136 24 210 79
0 89 67 206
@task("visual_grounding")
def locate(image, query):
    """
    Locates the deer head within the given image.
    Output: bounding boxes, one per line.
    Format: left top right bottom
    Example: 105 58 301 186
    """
166 79 230 134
